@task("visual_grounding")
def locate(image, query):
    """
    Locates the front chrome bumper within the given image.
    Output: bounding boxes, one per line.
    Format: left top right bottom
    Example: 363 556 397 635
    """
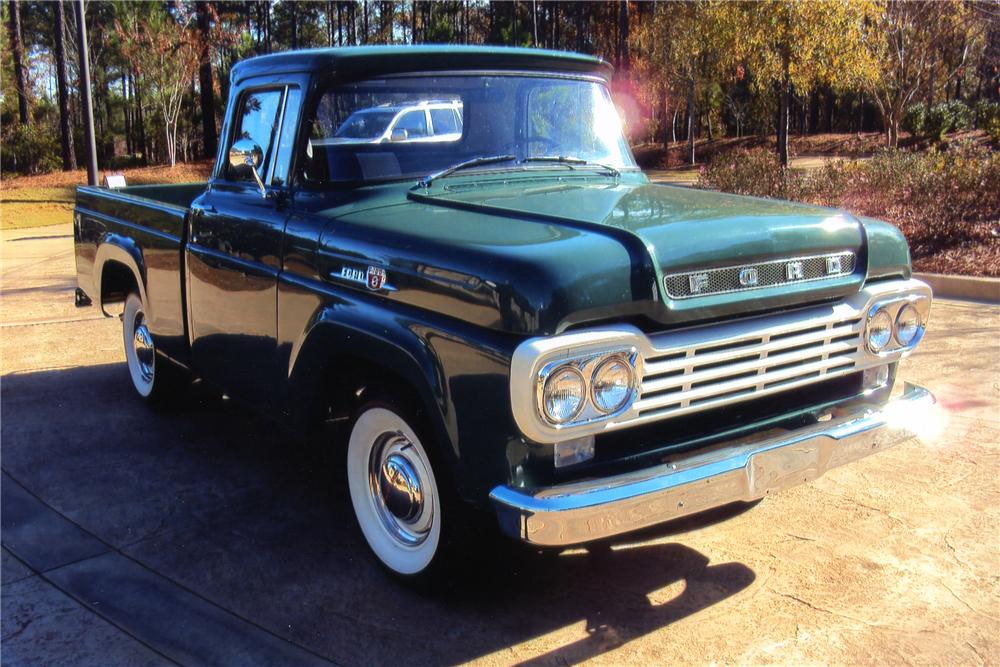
491 382 934 546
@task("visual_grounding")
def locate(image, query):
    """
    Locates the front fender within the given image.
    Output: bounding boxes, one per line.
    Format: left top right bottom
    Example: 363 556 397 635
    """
280 277 521 502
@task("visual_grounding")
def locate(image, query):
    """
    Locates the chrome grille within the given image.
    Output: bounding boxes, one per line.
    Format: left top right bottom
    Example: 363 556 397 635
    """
633 313 865 421
664 251 856 299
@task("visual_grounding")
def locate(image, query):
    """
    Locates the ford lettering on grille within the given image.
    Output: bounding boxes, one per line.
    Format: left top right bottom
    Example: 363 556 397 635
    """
663 252 856 299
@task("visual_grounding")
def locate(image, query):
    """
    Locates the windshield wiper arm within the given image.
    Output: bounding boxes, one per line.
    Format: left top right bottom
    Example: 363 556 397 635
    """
521 155 620 179
419 154 517 188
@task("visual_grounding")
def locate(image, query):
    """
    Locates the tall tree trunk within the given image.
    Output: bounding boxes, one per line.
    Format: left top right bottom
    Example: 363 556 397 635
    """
808 89 820 135
197 1 218 159
122 75 132 156
134 68 148 163
362 0 369 43
54 1 77 169
662 92 670 151
777 80 790 167
531 0 537 46
8 0 30 125
618 0 629 72
687 80 696 165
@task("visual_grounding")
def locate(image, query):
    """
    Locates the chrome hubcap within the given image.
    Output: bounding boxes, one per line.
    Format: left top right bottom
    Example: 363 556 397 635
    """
368 433 432 546
132 313 154 383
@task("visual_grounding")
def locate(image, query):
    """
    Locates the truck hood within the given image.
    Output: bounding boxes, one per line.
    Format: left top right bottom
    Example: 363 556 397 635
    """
316 175 897 335
411 177 865 320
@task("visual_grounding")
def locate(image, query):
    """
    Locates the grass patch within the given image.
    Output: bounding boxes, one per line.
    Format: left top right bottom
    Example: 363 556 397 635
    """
0 200 74 230
0 160 213 231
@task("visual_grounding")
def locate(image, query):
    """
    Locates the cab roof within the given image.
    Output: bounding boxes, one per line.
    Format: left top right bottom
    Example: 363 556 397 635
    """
230 45 613 84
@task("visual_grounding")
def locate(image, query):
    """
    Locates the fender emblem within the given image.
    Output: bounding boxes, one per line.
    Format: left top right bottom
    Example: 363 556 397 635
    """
366 266 386 291
336 265 396 292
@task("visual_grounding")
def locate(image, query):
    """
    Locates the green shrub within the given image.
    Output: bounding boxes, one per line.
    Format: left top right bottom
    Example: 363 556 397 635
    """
974 100 1000 144
1 123 61 175
902 104 926 136
945 100 973 131
925 103 953 141
924 101 974 141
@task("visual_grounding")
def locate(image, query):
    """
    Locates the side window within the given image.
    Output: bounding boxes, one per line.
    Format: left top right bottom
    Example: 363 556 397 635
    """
228 89 283 182
430 108 460 135
394 110 428 138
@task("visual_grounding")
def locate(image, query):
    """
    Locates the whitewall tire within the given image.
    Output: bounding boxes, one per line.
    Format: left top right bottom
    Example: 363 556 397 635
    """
347 405 443 577
123 293 156 398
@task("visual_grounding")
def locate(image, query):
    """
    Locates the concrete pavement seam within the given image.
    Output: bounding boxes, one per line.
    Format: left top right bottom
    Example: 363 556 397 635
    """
1 468 339 666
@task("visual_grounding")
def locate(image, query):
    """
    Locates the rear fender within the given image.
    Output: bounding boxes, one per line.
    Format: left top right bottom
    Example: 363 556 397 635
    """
94 234 147 317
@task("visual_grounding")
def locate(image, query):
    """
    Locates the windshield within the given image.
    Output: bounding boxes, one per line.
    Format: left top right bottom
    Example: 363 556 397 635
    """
299 75 636 185
334 110 397 139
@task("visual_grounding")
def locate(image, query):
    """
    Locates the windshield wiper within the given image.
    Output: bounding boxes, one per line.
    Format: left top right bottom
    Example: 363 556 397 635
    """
521 155 621 179
419 154 517 188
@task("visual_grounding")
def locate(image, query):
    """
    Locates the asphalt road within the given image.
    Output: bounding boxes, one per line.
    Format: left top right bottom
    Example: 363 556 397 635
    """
2 223 998 666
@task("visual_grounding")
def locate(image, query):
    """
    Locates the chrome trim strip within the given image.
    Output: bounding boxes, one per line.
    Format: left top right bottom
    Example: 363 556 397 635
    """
492 382 935 546
509 279 932 444
663 251 857 299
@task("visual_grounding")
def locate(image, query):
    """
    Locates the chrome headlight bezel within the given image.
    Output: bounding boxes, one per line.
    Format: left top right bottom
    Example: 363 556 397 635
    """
534 347 640 429
865 293 930 357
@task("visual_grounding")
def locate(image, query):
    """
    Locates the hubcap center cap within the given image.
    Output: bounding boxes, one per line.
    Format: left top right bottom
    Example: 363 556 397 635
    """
133 318 154 382
378 453 423 522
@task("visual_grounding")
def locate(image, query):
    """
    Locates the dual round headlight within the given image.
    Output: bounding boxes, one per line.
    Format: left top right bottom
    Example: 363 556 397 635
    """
894 303 921 345
542 354 635 425
866 302 922 353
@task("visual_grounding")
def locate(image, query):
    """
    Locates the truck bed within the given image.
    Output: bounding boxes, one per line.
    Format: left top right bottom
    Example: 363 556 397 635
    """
74 182 206 365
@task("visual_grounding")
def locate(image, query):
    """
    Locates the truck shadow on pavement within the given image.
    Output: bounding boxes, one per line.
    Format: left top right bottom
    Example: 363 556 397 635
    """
1 362 756 666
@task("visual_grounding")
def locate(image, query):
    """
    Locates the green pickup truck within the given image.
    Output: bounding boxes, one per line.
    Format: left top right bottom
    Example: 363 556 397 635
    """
74 46 934 584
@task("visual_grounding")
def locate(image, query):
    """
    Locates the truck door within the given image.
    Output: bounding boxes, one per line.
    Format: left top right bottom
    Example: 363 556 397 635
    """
186 79 302 408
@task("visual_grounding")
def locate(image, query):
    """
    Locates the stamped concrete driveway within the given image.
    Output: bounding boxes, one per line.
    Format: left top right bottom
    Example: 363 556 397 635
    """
2 222 998 666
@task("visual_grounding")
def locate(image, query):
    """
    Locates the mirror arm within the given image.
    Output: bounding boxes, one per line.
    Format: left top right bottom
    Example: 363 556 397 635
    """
245 157 267 197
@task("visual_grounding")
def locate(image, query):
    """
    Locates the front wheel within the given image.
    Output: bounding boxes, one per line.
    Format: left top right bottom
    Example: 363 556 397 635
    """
347 403 449 580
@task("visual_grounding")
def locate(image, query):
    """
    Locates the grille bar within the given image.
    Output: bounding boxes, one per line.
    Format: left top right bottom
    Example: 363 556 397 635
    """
630 313 865 422
643 321 861 379
664 251 856 299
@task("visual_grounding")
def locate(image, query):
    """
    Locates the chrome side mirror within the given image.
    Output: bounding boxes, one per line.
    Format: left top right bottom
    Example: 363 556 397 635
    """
389 128 409 143
228 138 266 197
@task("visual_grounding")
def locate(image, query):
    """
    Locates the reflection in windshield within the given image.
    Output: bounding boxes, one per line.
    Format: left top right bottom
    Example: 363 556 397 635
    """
300 76 635 184
335 111 397 139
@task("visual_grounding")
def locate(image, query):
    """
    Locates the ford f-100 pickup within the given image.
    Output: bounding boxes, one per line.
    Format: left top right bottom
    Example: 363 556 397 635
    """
74 46 934 584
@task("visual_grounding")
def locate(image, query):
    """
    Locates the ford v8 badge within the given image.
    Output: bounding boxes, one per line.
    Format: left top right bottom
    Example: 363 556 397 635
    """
336 265 396 292
366 266 386 290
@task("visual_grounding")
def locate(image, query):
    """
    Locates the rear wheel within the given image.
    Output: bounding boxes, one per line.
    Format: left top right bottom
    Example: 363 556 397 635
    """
122 293 186 403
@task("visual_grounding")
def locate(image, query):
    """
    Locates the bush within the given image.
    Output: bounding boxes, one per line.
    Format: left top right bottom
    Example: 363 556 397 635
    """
697 147 804 199
946 100 974 132
1 123 61 175
924 101 974 141
974 100 1000 144
902 104 926 136
925 104 952 141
